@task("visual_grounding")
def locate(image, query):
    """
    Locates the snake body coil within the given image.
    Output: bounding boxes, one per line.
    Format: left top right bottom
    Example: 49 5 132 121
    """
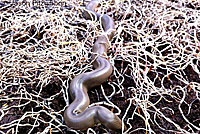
64 0 126 132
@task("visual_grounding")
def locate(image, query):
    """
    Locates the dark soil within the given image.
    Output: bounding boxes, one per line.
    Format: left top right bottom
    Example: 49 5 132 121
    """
1 60 200 134
0 1 200 134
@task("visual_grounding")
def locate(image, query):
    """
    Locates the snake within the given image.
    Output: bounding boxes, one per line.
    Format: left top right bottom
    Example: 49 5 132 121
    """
64 0 127 132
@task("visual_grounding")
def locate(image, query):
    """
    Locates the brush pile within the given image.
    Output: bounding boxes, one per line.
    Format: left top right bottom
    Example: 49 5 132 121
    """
0 0 200 133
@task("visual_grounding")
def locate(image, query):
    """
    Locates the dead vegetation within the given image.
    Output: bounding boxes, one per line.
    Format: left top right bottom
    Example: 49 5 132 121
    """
0 0 200 134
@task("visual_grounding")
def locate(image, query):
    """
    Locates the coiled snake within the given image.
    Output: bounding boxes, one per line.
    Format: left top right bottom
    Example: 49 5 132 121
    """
64 0 127 132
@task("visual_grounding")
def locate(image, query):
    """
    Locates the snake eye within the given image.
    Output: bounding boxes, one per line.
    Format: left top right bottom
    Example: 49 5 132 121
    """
73 109 81 115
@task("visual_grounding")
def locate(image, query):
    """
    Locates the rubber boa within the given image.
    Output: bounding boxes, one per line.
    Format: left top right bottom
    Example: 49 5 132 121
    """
64 0 127 132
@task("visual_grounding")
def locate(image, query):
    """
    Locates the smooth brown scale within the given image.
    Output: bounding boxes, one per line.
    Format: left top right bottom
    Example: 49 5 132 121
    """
64 0 127 132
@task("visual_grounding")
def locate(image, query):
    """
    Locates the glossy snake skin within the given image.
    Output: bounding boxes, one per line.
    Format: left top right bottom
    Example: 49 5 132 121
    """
64 0 126 132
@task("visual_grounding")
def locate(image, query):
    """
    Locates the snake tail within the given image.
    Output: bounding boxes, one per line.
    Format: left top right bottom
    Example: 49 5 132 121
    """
64 0 127 132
